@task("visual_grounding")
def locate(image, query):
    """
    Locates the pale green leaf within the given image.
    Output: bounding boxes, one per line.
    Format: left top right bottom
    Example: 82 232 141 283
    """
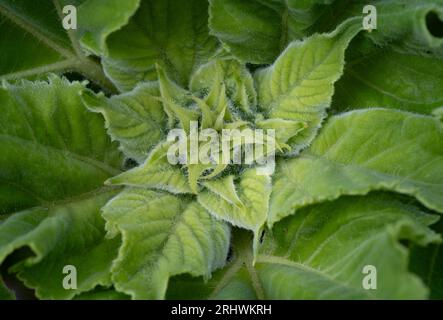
203 176 243 208
157 65 200 132
256 118 307 148
198 168 271 253
269 109 443 225
82 82 167 163
102 0 219 92
102 188 230 299
190 57 257 115
107 141 192 194
255 20 361 154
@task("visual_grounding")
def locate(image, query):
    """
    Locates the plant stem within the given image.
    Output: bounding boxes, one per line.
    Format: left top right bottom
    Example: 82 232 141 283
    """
74 58 118 94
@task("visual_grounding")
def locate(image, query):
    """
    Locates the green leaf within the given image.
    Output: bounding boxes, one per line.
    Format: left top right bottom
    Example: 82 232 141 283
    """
0 190 121 299
359 0 443 58
208 0 342 64
209 0 443 64
0 0 116 91
255 20 361 154
102 0 219 92
157 65 200 132
0 0 69 79
256 118 307 148
82 82 167 163
410 219 443 299
269 108 443 225
168 194 441 299
101 188 230 299
198 168 271 255
333 36 443 115
76 0 140 55
107 141 192 194
0 76 122 214
0 276 14 300
304 1 443 58
190 57 257 115
0 75 124 298
258 194 440 299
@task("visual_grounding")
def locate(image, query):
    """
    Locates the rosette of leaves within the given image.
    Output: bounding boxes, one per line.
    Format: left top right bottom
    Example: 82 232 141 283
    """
1 0 443 300
82 18 443 299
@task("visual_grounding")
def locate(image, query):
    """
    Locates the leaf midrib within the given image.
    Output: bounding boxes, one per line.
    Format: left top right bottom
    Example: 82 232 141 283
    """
265 31 348 113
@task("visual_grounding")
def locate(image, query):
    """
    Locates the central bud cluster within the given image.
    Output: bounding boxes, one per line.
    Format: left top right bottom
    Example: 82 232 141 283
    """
166 121 276 174
134 61 307 195
156 63 281 193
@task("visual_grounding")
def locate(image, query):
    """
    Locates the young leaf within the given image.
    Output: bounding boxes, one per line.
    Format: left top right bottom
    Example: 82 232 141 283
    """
0 191 120 299
255 20 361 154
102 0 219 92
269 108 443 225
82 82 167 163
101 188 230 299
190 58 257 115
168 194 441 299
107 141 192 194
198 168 272 254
